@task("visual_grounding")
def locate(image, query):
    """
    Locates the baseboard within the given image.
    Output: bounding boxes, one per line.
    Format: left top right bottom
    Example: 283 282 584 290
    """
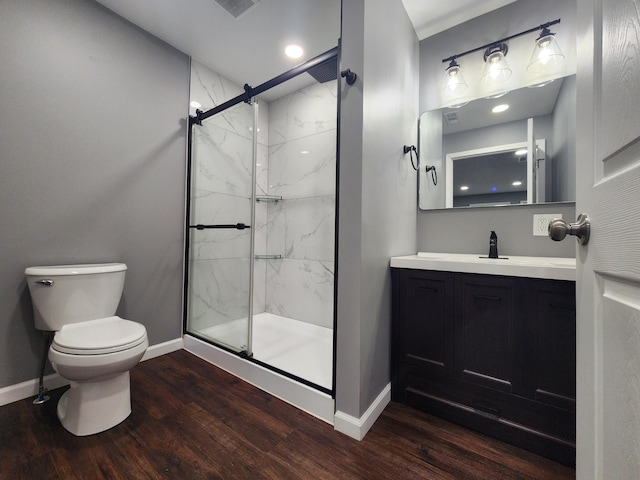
0 372 70 407
141 337 183 362
0 337 183 407
334 382 391 441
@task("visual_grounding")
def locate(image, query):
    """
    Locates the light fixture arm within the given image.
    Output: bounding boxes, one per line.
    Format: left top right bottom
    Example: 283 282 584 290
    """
441 18 561 64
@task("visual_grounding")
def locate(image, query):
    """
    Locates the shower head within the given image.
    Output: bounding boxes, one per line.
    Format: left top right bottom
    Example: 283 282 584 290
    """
307 56 338 84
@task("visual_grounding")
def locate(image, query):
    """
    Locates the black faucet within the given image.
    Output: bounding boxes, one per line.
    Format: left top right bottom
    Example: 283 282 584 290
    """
489 231 498 259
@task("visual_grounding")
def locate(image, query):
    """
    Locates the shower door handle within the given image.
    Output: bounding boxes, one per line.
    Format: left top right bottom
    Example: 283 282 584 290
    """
189 223 251 230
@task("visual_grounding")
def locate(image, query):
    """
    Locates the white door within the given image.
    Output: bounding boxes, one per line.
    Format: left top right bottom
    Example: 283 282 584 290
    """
576 0 640 478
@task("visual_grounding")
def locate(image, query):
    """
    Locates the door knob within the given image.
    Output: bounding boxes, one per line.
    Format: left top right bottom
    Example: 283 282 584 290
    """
548 214 590 245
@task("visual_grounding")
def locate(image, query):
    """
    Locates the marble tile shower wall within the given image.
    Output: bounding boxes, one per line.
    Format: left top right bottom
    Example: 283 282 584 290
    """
188 60 336 331
264 80 337 328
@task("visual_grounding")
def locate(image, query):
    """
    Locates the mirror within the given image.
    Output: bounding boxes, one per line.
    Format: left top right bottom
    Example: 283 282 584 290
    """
419 74 576 210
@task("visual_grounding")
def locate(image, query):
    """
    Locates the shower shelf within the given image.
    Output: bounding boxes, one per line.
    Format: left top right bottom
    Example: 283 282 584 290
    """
255 195 283 203
254 254 282 260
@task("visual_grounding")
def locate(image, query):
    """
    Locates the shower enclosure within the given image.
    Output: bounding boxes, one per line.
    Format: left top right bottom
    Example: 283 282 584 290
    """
184 49 338 397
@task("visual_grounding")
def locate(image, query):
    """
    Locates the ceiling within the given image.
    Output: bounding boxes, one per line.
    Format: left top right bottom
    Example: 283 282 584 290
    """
94 0 516 100
402 0 517 40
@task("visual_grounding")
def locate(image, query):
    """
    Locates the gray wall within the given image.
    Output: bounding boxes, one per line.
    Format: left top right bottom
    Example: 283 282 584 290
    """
417 0 577 258
417 202 576 257
553 75 577 202
337 0 418 418
0 0 189 388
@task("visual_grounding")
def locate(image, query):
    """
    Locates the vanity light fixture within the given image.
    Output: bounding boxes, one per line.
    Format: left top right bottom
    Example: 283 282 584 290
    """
492 104 509 113
440 19 563 99
285 45 303 59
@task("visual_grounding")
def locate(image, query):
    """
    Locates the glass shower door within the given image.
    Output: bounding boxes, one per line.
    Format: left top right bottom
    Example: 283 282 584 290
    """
186 101 257 354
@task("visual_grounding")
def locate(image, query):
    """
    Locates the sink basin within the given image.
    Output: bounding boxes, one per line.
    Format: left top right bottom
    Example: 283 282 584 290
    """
391 252 576 281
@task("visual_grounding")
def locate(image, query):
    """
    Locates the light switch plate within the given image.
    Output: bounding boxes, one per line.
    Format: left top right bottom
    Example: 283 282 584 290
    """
533 213 562 236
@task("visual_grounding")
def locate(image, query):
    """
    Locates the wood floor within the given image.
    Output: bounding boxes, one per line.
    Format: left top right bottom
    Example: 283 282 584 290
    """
1 350 575 479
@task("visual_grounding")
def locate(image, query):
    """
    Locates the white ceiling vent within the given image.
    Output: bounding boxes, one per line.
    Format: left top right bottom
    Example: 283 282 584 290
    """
214 0 260 18
444 112 459 125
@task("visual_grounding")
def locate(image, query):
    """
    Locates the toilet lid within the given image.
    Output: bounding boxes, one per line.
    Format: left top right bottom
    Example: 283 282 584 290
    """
52 316 147 355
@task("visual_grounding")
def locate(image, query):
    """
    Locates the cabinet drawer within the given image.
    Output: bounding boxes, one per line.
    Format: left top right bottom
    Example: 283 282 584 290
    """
399 364 575 441
398 364 576 466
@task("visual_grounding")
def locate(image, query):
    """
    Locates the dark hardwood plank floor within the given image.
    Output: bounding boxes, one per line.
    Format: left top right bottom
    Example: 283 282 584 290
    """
0 350 575 479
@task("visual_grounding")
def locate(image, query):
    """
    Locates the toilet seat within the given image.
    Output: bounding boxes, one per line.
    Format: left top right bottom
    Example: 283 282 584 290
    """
52 316 147 355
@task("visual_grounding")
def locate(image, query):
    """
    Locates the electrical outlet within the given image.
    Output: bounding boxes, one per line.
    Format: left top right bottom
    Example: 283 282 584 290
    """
533 213 562 236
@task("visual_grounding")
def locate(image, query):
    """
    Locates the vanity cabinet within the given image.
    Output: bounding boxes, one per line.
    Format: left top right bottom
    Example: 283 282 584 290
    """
391 268 576 466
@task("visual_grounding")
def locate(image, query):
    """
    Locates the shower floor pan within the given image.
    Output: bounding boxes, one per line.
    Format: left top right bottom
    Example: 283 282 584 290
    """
197 312 333 390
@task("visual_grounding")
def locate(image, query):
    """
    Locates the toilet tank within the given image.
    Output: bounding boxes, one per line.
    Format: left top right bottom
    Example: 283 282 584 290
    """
25 263 127 331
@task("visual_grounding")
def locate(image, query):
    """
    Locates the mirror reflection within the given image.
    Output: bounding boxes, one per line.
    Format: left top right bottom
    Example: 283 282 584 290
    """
419 74 576 210
452 145 528 207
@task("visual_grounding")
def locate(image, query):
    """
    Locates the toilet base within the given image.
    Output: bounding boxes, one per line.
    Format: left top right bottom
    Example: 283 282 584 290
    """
57 371 132 436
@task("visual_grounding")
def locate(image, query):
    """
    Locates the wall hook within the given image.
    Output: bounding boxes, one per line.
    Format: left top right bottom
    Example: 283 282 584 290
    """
340 69 358 85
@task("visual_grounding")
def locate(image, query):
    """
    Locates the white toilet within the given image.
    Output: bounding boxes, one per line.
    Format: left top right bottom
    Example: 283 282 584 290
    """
25 263 148 436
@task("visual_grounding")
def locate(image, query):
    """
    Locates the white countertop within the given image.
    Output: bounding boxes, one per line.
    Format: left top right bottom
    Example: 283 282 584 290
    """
390 252 576 281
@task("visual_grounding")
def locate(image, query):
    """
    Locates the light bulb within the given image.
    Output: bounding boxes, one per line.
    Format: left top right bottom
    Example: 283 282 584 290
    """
527 32 565 73
480 45 512 87
441 60 468 98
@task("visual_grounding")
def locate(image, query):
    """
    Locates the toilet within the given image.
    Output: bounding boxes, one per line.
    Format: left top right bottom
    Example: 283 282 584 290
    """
25 263 148 436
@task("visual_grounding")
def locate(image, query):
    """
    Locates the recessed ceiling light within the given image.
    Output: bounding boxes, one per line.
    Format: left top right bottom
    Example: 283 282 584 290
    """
515 149 528 156
190 101 202 109
492 104 509 113
285 45 303 59
460 185 469 191
512 180 522 186
300 150 309 154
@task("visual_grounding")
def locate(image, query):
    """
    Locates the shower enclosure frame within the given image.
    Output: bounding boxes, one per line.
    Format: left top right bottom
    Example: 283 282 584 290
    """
183 46 341 398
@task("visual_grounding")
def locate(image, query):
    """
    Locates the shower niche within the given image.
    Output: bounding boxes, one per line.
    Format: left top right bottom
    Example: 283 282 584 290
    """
184 50 338 395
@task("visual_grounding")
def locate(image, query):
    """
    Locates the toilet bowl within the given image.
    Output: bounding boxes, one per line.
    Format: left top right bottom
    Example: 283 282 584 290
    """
25 263 148 436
